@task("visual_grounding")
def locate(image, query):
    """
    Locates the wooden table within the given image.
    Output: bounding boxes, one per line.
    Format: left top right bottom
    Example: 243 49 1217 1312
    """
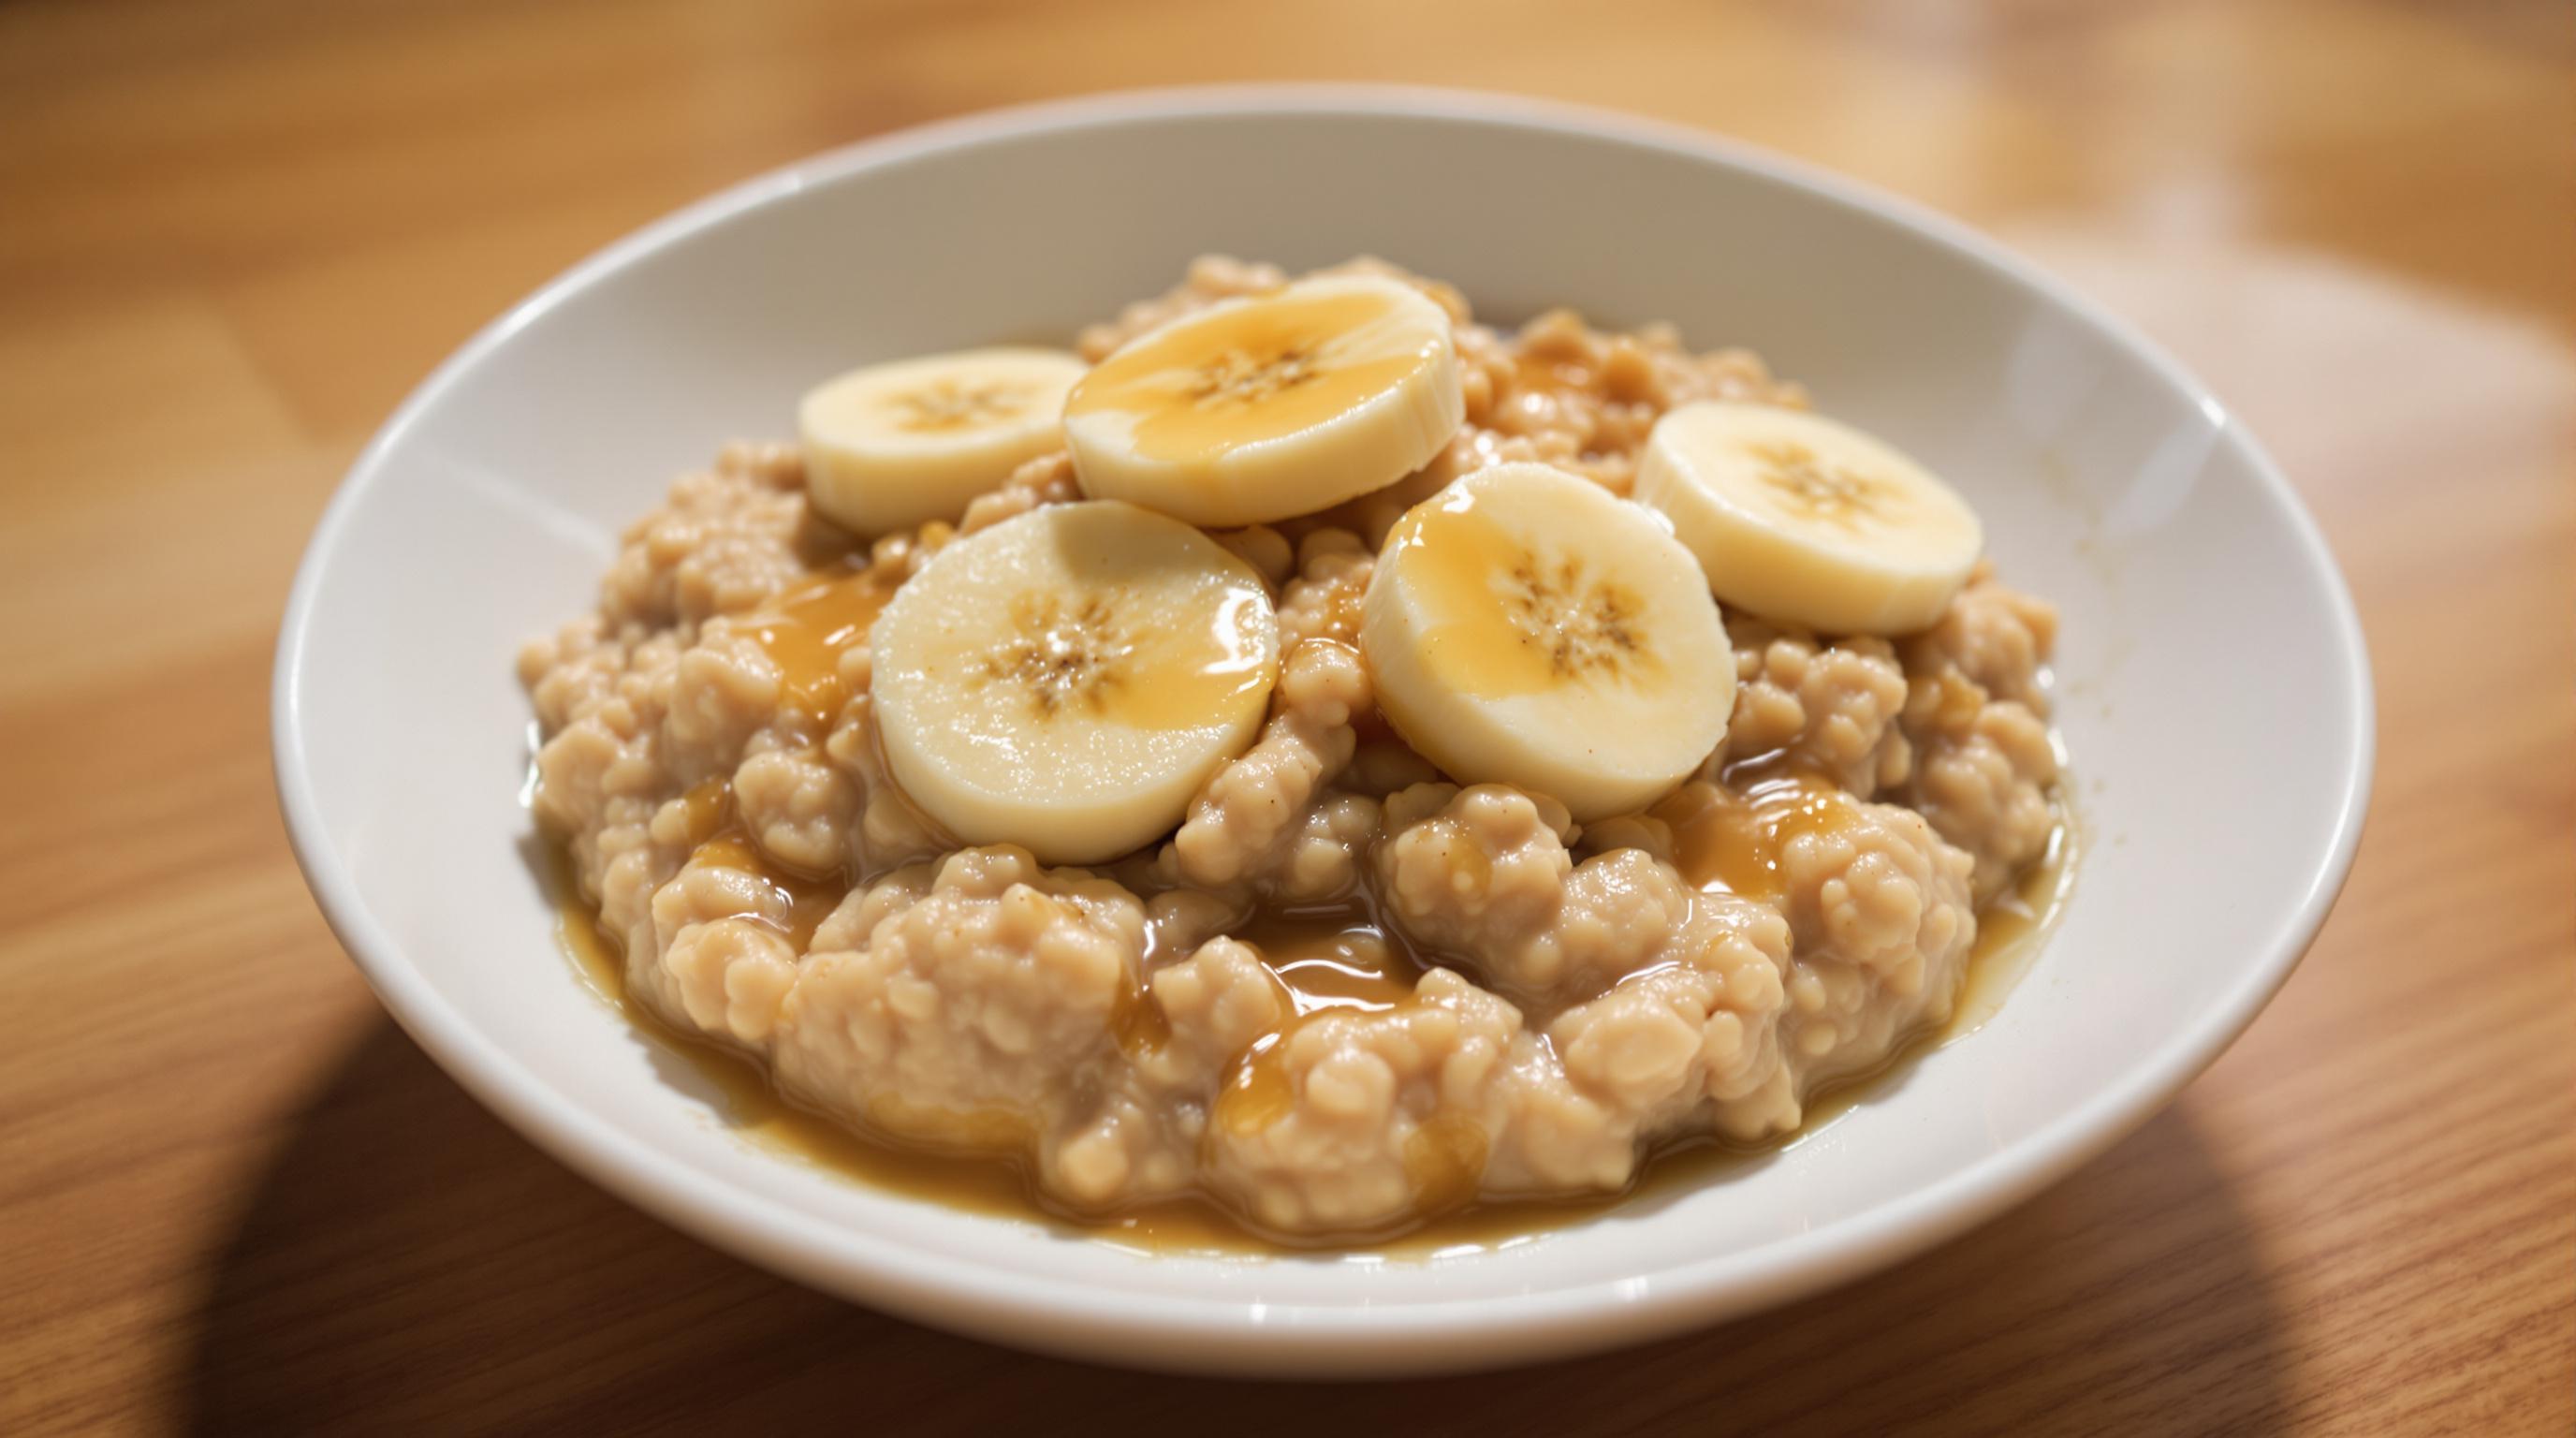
4 0 2569 1431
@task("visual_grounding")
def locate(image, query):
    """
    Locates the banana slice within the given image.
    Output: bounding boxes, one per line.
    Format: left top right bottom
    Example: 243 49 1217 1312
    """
1061 273 1465 528
1362 462 1734 822
870 500 1280 864
1634 402 1983 635
800 347 1089 535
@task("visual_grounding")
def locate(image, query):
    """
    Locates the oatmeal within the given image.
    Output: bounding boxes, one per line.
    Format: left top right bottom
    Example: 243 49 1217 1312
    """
522 258 2067 1244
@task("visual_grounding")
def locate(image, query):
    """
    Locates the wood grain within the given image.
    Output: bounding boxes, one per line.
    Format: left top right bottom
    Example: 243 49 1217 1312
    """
2 0 2569 1431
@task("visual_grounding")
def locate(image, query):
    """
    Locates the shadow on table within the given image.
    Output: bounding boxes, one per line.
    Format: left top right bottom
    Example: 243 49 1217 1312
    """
181 1019 2291 1436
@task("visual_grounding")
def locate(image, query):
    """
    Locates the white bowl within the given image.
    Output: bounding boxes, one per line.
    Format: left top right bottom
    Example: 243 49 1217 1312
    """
272 87 2371 1377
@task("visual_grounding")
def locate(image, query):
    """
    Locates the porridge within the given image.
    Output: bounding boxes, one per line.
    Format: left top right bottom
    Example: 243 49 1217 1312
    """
520 257 2070 1246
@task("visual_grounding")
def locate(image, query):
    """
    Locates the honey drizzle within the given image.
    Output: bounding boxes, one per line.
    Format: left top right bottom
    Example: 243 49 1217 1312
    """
1239 912 1424 1016
1064 288 1439 465
551 785 2075 1256
1384 486 1664 699
1209 912 1431 1145
959 559 1273 733
1652 756 1857 902
742 567 894 726
688 834 842 950
652 779 847 949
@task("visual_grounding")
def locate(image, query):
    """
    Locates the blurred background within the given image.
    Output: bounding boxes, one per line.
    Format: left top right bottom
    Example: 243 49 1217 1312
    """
3 1 2569 1433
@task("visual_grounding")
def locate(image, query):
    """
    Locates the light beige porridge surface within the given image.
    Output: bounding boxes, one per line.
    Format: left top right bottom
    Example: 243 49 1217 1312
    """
520 257 2062 1242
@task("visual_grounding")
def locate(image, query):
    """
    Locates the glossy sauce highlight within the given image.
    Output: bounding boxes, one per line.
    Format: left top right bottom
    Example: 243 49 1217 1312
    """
550 800 2071 1255
1065 288 1438 466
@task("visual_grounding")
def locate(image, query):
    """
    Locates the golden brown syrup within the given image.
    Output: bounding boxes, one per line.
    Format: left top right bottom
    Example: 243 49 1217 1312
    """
549 801 2074 1257
675 777 730 844
1402 1111 1490 1218
1237 911 1424 1015
688 835 842 949
743 568 894 724
1384 488 1663 699
555 888 1057 1224
1652 767 1857 902
1063 288 1437 464
1949 810 2080 1034
661 779 846 948
1208 912 1427 1144
967 562 1273 733
1511 349 1595 395
1787 809 2081 1134
1213 1032 1302 1140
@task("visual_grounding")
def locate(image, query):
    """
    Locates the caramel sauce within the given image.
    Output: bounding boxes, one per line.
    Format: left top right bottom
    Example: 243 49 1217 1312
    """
1063 288 1439 464
1209 912 1427 1140
1237 912 1424 1015
555 885 1061 1225
688 835 842 949
743 568 893 724
671 780 844 948
1511 350 1594 395
1949 811 2080 1033
1215 1032 1301 1139
549 797 2074 1257
1111 594 1276 732
1652 763 1856 902
675 777 731 844
1787 810 2081 1134
1384 486 1663 698
1403 1112 1490 1218
961 567 1272 733
1111 990 1173 1059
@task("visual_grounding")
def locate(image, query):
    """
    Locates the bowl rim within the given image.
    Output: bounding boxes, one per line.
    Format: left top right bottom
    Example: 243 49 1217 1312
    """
271 82 2375 1374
